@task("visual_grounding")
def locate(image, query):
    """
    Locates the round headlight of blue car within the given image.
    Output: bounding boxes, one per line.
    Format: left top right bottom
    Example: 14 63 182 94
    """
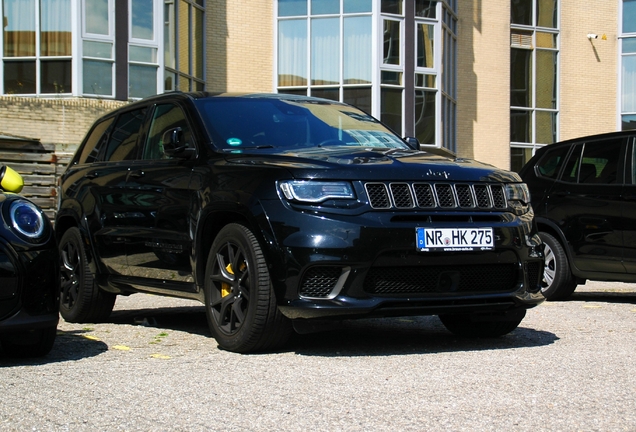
10 200 45 238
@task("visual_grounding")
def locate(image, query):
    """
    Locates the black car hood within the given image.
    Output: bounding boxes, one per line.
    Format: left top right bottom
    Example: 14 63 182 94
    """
223 146 521 183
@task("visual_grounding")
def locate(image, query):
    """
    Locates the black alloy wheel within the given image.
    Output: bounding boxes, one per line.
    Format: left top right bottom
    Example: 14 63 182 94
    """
204 224 291 353
59 227 116 322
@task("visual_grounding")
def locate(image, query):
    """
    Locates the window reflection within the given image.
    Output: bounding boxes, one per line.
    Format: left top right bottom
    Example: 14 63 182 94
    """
312 0 338 15
279 0 306 16
85 0 110 35
511 0 532 25
415 90 435 144
415 0 436 18
417 24 434 68
4 61 36 93
535 110 556 144
510 109 531 143
622 56 636 112
344 16 371 84
83 60 113 95
129 64 158 98
41 0 72 56
381 0 402 15
344 87 371 114
312 18 339 85
41 59 71 93
381 87 402 135
132 0 154 40
536 50 557 109
193 7 204 78
278 19 307 86
625 0 636 33
344 0 371 13
383 20 400 65
510 48 532 107
536 0 557 28
3 0 36 57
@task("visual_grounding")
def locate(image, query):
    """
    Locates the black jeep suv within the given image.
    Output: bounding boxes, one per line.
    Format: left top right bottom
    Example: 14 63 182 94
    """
520 130 636 300
56 92 544 352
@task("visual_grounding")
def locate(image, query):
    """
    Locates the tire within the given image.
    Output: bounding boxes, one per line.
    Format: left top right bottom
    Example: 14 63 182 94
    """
2 326 57 358
59 227 116 323
539 232 577 301
204 224 292 353
439 309 526 338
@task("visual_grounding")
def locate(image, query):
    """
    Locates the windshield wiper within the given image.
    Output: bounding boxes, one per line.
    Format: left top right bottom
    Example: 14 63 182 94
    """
222 145 275 151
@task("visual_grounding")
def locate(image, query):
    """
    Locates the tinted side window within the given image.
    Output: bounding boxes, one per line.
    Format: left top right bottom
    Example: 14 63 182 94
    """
104 108 147 162
560 139 622 184
76 117 115 164
536 145 569 179
142 104 193 160
560 143 583 183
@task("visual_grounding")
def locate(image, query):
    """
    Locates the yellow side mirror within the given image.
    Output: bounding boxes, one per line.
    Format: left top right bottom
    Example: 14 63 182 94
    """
0 165 24 193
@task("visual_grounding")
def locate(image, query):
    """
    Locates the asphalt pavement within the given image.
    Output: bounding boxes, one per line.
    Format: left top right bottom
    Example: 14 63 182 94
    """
1 281 635 431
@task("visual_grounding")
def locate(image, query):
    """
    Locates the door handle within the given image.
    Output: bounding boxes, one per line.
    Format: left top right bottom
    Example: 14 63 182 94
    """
85 172 99 179
551 190 570 197
129 170 145 179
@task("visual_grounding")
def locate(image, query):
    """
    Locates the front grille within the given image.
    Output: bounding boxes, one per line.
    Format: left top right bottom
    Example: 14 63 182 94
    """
299 267 342 298
363 264 518 295
365 182 507 210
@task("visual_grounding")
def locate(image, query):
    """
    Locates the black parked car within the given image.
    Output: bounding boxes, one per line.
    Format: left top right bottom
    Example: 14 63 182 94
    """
520 130 636 300
56 92 544 352
0 165 59 357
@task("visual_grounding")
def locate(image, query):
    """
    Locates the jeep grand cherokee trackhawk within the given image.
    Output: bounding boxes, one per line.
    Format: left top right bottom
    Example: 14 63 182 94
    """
56 92 544 353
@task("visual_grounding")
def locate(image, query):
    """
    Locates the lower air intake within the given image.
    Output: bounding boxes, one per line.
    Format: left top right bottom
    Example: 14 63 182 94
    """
363 264 518 295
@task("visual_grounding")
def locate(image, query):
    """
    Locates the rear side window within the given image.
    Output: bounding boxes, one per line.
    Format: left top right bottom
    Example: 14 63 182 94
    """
560 139 622 184
76 117 115 164
536 145 569 179
103 108 147 162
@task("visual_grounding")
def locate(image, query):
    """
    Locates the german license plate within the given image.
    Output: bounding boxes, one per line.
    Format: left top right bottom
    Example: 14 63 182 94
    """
416 227 494 252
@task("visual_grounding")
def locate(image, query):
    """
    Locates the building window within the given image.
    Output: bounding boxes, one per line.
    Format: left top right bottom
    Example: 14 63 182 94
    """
82 0 115 96
276 0 454 150
622 0 636 130
510 0 559 172
129 0 160 98
164 0 205 92
2 0 72 94
277 0 373 114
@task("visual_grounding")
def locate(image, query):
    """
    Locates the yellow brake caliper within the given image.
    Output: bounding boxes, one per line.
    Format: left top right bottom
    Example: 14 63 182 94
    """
221 263 233 298
221 261 247 298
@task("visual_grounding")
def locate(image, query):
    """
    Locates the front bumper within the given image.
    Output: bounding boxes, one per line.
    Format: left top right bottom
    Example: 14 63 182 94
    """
260 199 544 320
0 237 60 331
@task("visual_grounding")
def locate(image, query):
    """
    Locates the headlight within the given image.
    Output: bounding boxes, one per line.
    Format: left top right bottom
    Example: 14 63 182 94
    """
505 183 530 204
279 180 355 203
10 200 45 238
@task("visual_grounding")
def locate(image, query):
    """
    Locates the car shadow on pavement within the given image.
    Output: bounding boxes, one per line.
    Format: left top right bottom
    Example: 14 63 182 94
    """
567 291 636 304
104 307 558 357
0 329 109 366
108 305 210 336
40 306 558 358
288 316 558 357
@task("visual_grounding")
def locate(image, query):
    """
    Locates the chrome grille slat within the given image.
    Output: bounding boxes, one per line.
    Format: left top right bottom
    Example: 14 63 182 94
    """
366 182 507 210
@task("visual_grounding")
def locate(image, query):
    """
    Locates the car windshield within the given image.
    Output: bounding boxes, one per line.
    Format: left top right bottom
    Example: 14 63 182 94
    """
194 96 409 151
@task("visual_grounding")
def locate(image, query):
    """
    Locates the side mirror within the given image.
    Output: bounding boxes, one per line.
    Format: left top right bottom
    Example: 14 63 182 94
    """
404 136 420 150
0 165 24 193
162 127 196 159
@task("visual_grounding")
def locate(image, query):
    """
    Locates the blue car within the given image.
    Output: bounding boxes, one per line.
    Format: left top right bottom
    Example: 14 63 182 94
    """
0 165 59 357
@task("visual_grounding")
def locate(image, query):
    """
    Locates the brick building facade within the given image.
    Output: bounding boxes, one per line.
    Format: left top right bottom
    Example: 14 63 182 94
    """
0 1 632 173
